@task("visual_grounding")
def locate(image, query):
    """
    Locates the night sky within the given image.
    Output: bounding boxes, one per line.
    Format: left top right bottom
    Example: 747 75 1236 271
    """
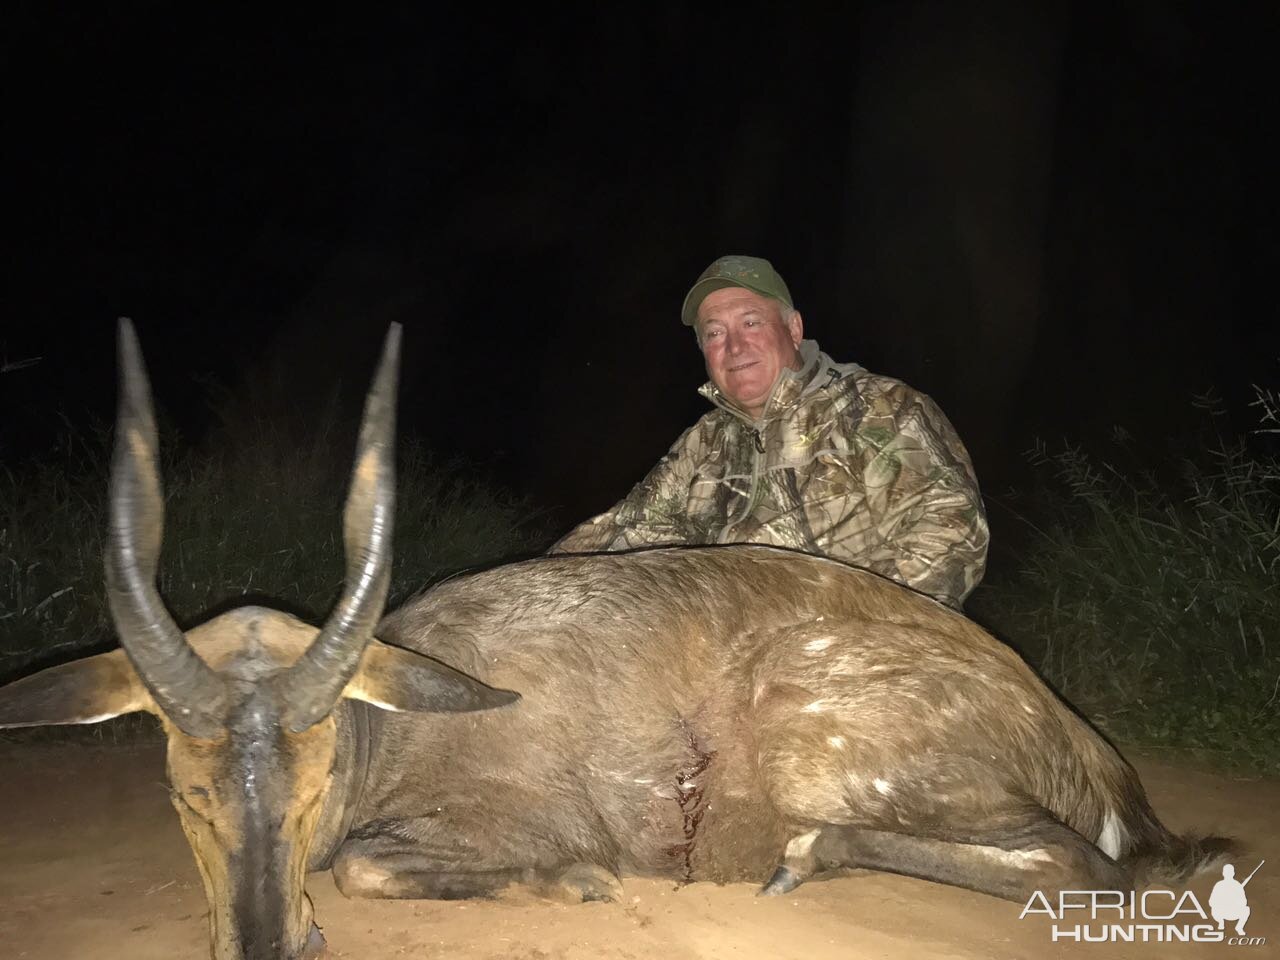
5 3 1277 542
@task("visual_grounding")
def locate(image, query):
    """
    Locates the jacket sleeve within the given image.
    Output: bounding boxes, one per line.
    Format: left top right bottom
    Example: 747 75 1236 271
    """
547 424 708 554
832 384 989 608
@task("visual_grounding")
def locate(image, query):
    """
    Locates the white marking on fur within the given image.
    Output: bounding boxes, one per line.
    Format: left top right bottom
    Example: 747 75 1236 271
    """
805 637 831 653
1097 809 1126 860
76 713 125 724
345 859 394 890
827 736 846 750
1026 849 1055 865
987 846 1055 868
785 829 821 859
962 849 1054 870
802 699 828 713
873 778 892 795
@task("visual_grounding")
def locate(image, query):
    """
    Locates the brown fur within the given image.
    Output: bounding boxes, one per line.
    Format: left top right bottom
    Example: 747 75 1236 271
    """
0 321 1233 960
328 543 1214 897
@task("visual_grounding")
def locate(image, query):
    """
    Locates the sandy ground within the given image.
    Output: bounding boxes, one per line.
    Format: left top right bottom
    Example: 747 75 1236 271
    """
0 742 1272 960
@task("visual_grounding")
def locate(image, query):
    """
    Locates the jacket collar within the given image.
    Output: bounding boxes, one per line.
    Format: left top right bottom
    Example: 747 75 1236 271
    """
698 340 839 424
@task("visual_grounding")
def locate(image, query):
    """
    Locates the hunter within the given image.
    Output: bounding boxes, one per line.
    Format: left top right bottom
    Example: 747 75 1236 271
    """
550 254 989 609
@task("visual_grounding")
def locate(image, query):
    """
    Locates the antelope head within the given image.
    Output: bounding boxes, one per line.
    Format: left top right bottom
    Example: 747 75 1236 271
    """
0 321 516 960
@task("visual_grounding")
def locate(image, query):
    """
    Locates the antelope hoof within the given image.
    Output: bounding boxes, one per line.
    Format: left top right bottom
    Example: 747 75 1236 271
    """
300 922 328 960
557 862 624 903
759 865 803 896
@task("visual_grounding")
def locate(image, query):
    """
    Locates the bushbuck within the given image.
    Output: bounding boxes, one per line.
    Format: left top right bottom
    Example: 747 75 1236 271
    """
0 321 1230 960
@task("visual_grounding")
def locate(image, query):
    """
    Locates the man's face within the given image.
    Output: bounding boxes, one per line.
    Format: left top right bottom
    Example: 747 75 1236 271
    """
696 287 804 419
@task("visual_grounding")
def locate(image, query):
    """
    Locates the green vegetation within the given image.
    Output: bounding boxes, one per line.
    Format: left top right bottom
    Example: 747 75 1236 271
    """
5 382 1276 774
971 387 1280 774
0 409 552 739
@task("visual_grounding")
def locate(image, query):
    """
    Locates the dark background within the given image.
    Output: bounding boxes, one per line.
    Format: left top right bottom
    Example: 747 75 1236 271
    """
4 3 1276 542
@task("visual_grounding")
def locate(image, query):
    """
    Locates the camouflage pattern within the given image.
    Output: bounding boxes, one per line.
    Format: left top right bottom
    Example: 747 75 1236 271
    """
551 341 989 608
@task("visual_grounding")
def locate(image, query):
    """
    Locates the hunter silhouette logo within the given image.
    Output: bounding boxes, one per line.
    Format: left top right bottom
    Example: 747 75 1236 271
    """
1210 861 1263 936
1020 859 1266 945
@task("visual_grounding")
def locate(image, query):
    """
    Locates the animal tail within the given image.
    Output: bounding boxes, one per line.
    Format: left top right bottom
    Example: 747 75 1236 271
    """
1080 734 1238 887
1130 829 1238 887
1118 787 1237 886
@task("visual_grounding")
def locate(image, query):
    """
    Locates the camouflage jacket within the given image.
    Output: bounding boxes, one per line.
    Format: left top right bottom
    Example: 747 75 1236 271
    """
550 341 989 608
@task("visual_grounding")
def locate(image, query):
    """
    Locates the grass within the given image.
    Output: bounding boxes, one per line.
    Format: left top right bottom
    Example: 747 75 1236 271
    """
4 378 1277 775
0 403 553 740
971 386 1280 775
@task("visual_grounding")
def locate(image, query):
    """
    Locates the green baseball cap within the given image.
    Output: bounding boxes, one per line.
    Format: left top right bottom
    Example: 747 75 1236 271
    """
681 255 794 326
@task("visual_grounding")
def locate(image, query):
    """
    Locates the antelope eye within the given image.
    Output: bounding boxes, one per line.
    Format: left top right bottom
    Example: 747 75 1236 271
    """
171 785 213 817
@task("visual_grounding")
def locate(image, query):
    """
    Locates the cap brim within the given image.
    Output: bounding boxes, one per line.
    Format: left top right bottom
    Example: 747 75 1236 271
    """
681 278 754 326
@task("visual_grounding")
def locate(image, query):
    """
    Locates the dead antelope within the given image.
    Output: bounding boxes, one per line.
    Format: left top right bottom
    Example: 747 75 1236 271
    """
0 321 1230 960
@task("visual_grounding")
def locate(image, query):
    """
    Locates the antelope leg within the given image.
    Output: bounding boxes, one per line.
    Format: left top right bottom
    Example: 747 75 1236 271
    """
762 808 1131 902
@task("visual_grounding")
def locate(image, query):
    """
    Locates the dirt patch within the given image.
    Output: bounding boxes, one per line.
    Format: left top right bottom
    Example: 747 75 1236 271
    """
0 743 1273 959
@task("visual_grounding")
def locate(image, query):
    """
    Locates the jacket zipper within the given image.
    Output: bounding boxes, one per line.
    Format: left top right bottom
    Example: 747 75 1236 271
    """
704 353 846 545
720 422 766 543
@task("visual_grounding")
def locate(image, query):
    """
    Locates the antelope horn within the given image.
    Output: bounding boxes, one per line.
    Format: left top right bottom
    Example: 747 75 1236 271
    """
279 324 400 732
105 318 227 738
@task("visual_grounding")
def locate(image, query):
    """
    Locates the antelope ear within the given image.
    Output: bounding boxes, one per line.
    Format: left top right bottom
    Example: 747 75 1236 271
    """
342 638 520 715
0 649 159 727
